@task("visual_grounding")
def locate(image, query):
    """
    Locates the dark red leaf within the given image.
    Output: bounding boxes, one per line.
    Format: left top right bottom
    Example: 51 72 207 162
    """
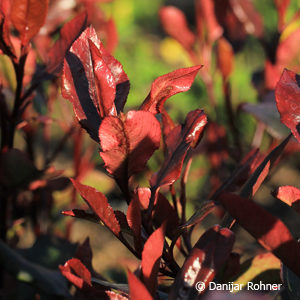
141 224 165 296
71 179 121 236
220 192 300 277
240 134 291 198
151 109 207 189
127 271 153 300
169 225 235 298
11 0 48 45
153 193 179 238
59 258 91 289
161 107 175 140
46 12 88 75
159 6 196 51
99 111 161 193
196 0 223 42
127 194 142 253
275 69 300 142
274 185 300 214
140 66 202 114
216 37 234 79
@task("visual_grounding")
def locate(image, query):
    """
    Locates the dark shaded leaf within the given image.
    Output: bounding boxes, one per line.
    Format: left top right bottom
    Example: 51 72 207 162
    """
127 271 153 300
159 6 196 51
275 69 300 142
151 109 207 189
241 102 289 139
11 0 48 45
282 263 300 300
60 258 91 289
141 224 165 296
46 12 87 75
71 179 121 236
0 240 71 298
62 209 100 223
240 134 291 198
0 149 39 188
127 193 142 253
220 192 300 277
99 111 161 193
140 66 202 114
169 225 234 298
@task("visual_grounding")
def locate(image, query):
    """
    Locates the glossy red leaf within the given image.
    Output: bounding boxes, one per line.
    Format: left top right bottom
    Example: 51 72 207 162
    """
140 65 202 114
159 6 196 51
151 109 207 189
59 258 91 289
220 192 300 277
62 26 117 141
46 12 88 75
11 0 48 45
141 224 165 296
127 271 153 300
216 37 234 79
127 194 142 253
196 0 223 42
274 185 300 214
71 179 120 236
275 69 300 142
169 225 235 298
99 111 161 193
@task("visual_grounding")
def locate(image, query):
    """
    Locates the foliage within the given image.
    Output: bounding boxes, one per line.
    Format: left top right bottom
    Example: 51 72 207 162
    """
1 0 300 300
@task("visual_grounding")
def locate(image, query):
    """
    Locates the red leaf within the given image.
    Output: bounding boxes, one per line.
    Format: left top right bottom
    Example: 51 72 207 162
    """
134 187 151 210
59 258 91 289
151 109 207 189
127 194 142 253
274 185 300 214
196 0 223 42
88 39 116 118
104 18 118 54
159 6 196 51
169 225 235 298
275 69 300 142
153 193 179 238
11 0 48 45
140 66 202 114
62 26 129 140
216 37 234 79
71 179 120 236
220 192 300 277
274 0 290 30
46 12 88 75
99 111 161 193
141 224 165 296
0 1 16 59
62 209 100 223
127 271 153 300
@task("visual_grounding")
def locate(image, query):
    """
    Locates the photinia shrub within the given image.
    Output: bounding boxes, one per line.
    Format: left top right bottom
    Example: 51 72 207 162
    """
1 0 300 300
